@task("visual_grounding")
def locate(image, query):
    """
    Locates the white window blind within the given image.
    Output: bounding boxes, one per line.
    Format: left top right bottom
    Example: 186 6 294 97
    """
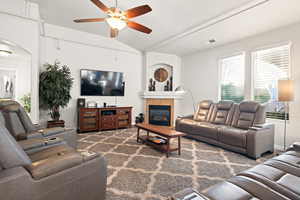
220 54 245 103
252 44 290 119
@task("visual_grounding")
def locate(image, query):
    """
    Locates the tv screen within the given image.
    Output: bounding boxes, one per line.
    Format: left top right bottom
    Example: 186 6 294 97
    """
81 69 124 96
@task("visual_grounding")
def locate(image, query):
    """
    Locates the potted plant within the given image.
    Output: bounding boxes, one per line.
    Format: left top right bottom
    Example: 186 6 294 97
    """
20 93 31 113
39 61 74 128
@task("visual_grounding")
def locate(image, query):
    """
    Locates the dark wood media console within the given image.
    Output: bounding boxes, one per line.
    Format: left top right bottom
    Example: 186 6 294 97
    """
78 107 132 133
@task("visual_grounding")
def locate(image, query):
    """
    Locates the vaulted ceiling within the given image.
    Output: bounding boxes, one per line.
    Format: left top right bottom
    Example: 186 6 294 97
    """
32 0 300 55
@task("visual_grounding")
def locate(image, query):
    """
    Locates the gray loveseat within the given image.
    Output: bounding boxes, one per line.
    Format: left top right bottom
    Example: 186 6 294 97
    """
176 100 274 159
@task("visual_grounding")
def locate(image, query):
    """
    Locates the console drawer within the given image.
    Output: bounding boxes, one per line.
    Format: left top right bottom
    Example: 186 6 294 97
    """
102 121 116 129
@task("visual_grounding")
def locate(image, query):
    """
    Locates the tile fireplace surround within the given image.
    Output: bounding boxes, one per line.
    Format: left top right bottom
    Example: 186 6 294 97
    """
141 92 184 127
144 98 174 127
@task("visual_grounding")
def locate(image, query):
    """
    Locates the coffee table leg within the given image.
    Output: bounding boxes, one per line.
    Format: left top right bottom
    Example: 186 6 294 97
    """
137 128 140 143
178 136 181 155
166 138 170 158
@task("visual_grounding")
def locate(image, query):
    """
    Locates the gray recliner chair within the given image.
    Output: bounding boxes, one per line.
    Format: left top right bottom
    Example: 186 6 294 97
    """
0 100 77 148
0 125 107 200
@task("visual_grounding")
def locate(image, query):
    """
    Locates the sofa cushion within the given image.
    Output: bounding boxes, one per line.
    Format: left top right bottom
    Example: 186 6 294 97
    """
219 127 248 148
239 101 259 113
193 100 213 122
29 145 74 162
232 101 260 130
26 151 83 180
211 101 234 125
239 164 300 200
1 109 27 139
217 101 234 110
0 127 32 169
0 100 36 137
192 122 220 140
254 104 267 125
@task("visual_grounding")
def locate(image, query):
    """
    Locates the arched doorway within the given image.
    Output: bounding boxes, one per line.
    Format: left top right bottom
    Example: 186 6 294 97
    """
0 39 33 119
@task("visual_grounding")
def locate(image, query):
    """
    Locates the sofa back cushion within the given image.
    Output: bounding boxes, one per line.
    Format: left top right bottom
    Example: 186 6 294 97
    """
210 101 234 125
0 100 36 139
193 100 213 122
232 101 262 129
254 104 267 125
0 126 32 169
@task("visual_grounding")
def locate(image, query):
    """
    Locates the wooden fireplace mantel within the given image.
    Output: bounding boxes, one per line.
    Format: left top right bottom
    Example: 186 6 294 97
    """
144 98 174 127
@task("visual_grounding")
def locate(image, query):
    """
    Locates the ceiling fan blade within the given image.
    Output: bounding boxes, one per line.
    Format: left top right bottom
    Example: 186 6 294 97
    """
90 0 109 12
127 21 152 34
125 5 152 18
110 28 119 38
74 18 105 23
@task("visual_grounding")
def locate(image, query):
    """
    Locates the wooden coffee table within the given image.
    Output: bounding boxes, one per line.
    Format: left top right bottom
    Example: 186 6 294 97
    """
135 123 186 157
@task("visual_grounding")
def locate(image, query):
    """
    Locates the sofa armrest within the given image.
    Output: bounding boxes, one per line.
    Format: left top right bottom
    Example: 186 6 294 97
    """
250 123 274 130
34 123 45 130
19 137 65 155
18 138 45 151
38 127 65 137
177 115 194 119
171 188 210 200
26 152 83 180
0 167 32 200
246 124 275 159
287 142 300 152
27 131 43 139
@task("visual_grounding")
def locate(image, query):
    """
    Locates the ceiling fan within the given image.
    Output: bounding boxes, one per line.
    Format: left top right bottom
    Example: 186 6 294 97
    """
74 0 152 38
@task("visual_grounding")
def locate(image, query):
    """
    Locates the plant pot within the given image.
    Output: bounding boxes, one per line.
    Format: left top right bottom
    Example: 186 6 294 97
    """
47 120 65 128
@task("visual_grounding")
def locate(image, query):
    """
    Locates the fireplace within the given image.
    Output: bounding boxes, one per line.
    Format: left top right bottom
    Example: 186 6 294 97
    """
149 105 171 126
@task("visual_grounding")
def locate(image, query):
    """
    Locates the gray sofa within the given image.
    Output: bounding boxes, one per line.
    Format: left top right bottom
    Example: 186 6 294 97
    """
174 142 300 200
0 125 107 200
0 100 77 149
176 100 274 159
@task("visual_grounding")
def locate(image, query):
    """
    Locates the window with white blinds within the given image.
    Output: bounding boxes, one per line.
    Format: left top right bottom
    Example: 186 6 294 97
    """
219 54 245 103
252 44 291 120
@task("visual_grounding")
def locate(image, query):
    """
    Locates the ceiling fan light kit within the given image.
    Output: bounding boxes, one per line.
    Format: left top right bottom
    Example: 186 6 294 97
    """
74 0 152 38
105 9 127 30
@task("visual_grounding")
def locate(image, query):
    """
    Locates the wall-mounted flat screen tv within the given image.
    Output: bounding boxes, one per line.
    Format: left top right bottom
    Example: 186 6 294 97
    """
81 69 125 96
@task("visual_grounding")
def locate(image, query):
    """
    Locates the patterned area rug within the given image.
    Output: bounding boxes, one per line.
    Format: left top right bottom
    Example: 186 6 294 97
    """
78 128 274 200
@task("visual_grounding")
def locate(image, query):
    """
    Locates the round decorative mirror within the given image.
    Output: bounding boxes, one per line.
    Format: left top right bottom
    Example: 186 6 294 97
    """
154 68 168 82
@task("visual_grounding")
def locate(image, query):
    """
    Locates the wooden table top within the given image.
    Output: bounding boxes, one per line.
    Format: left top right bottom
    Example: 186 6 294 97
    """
135 123 186 138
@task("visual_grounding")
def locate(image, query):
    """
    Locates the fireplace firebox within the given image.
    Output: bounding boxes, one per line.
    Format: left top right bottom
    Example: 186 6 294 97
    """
149 105 171 126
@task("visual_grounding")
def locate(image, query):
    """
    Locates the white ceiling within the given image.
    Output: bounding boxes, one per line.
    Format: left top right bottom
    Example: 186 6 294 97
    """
31 0 300 55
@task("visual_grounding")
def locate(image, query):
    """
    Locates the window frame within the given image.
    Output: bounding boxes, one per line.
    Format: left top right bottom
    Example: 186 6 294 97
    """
218 52 246 103
250 42 292 120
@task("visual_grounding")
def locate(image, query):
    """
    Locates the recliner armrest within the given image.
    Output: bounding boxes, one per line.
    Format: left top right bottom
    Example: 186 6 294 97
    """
0 167 32 200
38 127 65 137
26 152 83 180
27 131 43 139
289 142 300 152
34 123 44 130
18 138 45 151
249 123 274 131
177 115 194 119
79 150 99 161
19 137 65 154
246 124 275 159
